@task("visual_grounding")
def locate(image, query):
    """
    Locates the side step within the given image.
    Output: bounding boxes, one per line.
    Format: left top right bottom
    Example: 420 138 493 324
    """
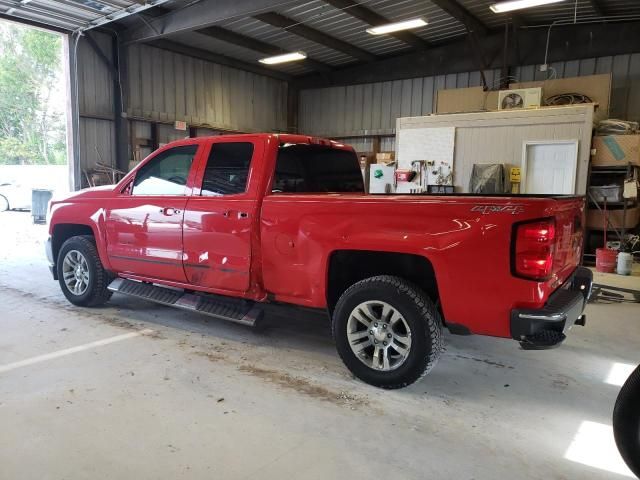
108 278 262 327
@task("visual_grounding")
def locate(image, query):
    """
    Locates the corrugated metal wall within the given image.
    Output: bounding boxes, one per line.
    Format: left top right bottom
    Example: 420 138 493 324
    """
74 36 289 181
77 31 116 172
301 53 640 150
126 44 288 133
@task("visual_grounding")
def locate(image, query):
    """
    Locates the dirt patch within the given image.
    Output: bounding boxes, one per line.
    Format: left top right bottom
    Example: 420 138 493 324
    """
238 364 368 409
194 351 226 362
453 354 514 369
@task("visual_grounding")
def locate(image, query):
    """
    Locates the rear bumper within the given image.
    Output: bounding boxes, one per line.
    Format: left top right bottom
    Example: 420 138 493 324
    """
511 266 592 348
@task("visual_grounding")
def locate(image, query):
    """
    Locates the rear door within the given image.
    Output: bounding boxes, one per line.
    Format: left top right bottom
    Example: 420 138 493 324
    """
182 137 264 293
105 143 201 283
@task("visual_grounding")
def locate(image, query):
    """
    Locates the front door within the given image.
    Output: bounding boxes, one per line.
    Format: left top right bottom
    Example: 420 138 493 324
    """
182 138 263 293
105 143 200 283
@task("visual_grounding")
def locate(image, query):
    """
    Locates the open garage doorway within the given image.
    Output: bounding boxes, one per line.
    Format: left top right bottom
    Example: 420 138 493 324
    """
0 19 68 223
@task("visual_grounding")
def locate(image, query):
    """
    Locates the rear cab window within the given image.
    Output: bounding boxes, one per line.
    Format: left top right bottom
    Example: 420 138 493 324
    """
272 144 364 193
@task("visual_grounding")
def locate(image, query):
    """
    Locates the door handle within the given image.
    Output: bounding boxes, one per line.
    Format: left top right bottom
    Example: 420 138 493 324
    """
160 207 181 216
222 210 249 219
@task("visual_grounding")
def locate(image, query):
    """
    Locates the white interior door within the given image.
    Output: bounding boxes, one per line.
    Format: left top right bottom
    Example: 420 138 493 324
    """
522 141 578 194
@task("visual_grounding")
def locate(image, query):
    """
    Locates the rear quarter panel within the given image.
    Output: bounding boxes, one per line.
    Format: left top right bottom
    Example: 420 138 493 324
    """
260 194 584 338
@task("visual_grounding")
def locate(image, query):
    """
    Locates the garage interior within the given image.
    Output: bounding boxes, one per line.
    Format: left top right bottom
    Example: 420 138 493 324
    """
1 0 640 479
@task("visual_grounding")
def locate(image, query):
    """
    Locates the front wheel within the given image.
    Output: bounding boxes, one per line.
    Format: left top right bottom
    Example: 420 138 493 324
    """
57 235 112 307
613 363 640 478
332 275 444 389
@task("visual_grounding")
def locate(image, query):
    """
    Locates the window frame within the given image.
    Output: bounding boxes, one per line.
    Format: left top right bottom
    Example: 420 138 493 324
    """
269 143 364 195
189 136 264 200
198 141 255 197
118 142 202 197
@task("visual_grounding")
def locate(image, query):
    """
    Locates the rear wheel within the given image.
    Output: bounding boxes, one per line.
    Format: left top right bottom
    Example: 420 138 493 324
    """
57 235 112 307
332 275 443 389
613 363 640 478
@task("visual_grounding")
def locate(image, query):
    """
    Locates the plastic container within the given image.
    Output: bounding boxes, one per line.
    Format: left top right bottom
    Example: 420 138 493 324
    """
616 252 633 275
596 248 618 273
31 188 52 224
589 184 622 203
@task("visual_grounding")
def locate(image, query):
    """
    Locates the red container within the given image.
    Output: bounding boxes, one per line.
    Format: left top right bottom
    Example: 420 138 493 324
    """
395 169 415 182
595 248 617 273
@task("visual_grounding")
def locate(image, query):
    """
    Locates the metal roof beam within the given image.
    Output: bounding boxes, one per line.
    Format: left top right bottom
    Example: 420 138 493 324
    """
322 0 429 50
196 25 333 72
122 0 302 44
147 39 293 81
588 0 607 17
253 11 377 62
293 20 640 88
429 0 487 36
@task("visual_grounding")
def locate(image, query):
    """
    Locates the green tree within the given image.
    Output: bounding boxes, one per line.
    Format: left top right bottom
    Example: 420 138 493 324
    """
0 22 66 165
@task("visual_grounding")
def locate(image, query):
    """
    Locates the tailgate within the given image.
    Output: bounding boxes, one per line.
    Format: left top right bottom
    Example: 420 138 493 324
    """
551 197 585 283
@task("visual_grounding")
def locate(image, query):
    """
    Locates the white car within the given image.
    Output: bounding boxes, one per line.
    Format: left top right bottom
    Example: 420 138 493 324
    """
0 183 31 211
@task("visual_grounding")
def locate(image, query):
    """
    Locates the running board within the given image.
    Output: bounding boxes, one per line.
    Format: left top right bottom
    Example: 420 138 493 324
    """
108 278 262 327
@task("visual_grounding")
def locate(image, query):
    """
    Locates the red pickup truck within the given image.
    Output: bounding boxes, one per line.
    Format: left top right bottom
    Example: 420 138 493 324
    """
46 134 592 389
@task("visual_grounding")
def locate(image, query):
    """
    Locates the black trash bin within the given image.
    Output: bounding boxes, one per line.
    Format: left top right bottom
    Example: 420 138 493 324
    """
32 189 53 224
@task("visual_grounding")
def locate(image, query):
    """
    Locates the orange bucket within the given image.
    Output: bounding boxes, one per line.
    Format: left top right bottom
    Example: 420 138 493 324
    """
595 248 617 273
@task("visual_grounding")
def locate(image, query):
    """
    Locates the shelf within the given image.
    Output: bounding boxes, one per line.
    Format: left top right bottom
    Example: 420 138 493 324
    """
586 227 638 232
588 201 638 207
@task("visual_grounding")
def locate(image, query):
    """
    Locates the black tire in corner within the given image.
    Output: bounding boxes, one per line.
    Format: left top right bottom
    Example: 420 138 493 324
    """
613 363 640 478
332 275 443 389
57 235 112 307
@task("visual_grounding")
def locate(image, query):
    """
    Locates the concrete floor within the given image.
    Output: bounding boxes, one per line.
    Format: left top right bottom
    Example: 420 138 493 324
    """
0 211 638 480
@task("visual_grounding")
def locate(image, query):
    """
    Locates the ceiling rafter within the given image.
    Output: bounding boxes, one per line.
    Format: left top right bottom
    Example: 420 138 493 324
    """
322 0 430 50
253 11 377 62
148 39 293 80
122 0 302 44
429 0 487 36
588 0 607 17
196 25 334 72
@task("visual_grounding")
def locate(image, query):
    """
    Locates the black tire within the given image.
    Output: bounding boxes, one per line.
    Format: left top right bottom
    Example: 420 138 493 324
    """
0 195 9 212
57 235 112 307
332 275 443 389
613 363 640 478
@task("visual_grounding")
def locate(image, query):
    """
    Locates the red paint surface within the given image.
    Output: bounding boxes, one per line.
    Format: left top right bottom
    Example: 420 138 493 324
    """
49 134 585 338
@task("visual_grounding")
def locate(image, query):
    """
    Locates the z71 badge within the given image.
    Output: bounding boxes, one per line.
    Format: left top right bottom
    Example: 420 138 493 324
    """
471 205 524 215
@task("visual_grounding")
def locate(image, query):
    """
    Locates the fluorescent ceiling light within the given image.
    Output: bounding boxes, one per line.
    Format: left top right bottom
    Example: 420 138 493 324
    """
490 0 565 13
259 51 307 65
366 17 428 35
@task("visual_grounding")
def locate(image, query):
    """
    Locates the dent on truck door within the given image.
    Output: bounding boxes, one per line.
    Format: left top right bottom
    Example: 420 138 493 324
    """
182 140 261 293
105 144 199 283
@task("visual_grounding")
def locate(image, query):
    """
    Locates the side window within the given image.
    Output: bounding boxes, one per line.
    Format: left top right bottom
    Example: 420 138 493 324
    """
272 144 365 193
201 142 254 196
132 145 197 195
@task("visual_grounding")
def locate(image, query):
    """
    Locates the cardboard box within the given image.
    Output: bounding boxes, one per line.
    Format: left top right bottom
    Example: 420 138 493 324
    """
592 134 640 167
376 152 395 162
586 206 640 230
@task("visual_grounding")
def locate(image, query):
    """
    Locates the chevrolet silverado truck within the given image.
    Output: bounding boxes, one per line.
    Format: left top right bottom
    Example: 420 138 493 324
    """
46 134 592 389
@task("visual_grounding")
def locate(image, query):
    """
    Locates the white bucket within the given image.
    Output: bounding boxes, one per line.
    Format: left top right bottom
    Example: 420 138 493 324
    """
616 252 633 276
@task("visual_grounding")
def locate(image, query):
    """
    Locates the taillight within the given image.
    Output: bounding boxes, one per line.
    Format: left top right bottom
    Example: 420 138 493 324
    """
513 219 556 280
